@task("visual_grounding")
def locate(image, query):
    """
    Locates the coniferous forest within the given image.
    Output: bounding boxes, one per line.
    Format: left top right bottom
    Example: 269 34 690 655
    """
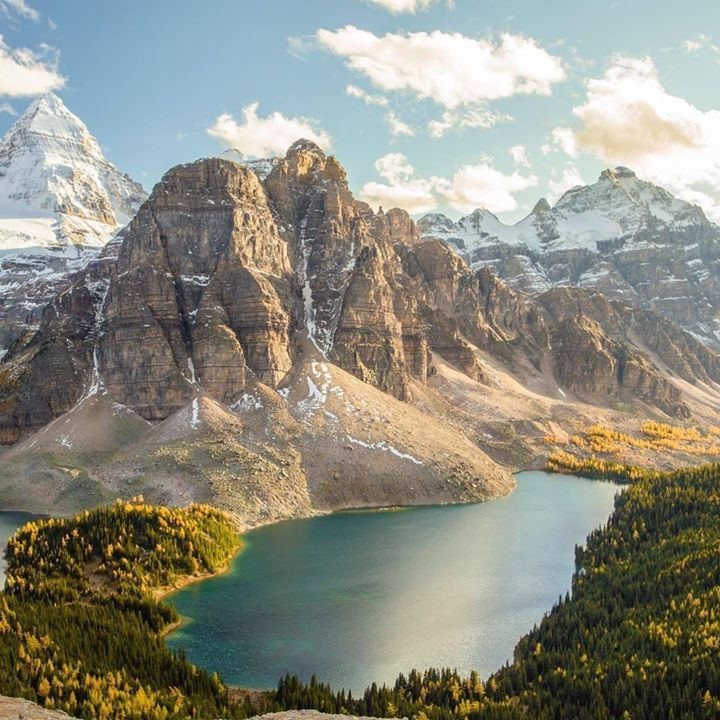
2 465 720 719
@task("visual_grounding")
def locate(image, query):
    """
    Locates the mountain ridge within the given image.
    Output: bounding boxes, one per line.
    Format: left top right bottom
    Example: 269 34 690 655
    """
2 141 720 525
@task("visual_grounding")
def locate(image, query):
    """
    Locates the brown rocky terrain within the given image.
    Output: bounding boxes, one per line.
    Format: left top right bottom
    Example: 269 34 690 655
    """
0 699 380 720
1 141 720 526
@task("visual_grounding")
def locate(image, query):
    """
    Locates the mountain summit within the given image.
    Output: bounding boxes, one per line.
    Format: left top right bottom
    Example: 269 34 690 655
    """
3 143 720 525
0 92 145 233
0 93 146 355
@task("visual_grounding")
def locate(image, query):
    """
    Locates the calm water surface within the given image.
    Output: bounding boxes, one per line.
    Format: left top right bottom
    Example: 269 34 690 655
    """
167 471 620 692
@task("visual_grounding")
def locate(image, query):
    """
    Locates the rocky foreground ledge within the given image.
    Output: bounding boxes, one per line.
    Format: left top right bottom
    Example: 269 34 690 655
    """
250 712 383 720
0 695 72 718
0 698 385 720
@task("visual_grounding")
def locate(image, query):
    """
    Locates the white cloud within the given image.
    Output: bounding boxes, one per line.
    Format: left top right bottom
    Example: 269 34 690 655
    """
287 35 314 59
375 153 415 182
346 84 388 106
428 106 511 137
684 34 719 53
316 27 565 110
207 103 331 158
360 153 441 214
359 152 537 215
1 0 39 21
0 101 16 115
509 144 530 168
553 55 720 220
443 160 538 214
542 126 577 157
547 165 584 203
0 36 65 97
387 111 414 136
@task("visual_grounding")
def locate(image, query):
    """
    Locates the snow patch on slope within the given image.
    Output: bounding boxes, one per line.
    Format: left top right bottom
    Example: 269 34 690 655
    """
346 434 424 465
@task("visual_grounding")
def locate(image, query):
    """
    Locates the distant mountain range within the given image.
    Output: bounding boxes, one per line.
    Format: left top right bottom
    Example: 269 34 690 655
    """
2 96 720 526
419 167 720 347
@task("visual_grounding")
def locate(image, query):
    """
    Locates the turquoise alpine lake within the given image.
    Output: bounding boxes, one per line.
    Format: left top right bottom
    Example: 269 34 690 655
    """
166 471 620 693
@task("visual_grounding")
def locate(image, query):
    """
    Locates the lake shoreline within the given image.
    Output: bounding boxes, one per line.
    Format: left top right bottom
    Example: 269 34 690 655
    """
230 472 519 535
159 542 247 639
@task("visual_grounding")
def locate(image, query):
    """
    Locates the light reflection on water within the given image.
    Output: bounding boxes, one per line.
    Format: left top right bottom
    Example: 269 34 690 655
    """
167 471 620 693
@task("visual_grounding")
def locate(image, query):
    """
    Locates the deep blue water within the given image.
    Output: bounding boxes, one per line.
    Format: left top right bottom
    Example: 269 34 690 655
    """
167 471 620 693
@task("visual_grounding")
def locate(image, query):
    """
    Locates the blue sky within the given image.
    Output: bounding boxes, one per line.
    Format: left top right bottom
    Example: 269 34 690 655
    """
2 0 720 221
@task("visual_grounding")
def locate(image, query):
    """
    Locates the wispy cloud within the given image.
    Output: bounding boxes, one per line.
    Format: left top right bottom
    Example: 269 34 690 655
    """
0 101 17 115
541 126 578 157
509 145 530 168
287 35 315 59
684 34 719 53
547 165 584 202
0 36 65 97
428 107 511 137
346 84 388 106
0 0 39 21
387 111 414 136
363 0 451 13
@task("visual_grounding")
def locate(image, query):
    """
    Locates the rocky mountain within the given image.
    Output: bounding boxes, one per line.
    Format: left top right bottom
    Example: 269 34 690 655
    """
0 93 146 356
419 167 720 347
2 142 720 525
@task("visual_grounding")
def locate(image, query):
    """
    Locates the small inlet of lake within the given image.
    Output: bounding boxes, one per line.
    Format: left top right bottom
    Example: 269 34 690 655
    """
0 511 39 580
166 471 621 693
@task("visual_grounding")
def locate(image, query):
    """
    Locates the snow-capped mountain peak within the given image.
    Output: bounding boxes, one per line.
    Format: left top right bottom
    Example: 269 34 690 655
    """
14 93 101 155
0 93 146 356
420 167 714 259
0 92 146 236
552 166 706 231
